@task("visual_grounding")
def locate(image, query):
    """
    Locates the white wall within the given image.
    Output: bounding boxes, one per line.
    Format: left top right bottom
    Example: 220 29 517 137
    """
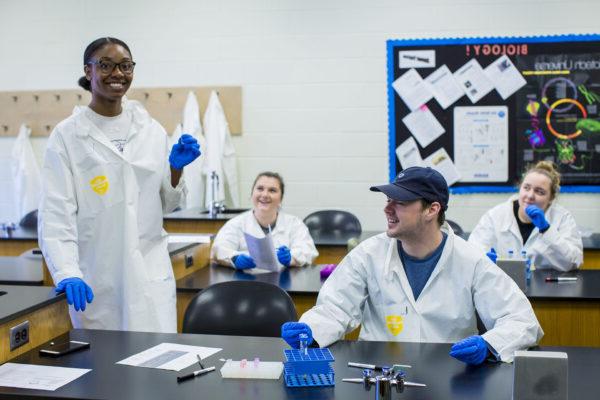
1 0 599 232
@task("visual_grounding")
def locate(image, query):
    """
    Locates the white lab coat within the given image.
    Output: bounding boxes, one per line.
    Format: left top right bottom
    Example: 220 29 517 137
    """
211 210 318 267
468 198 583 271
202 91 239 207
181 91 206 209
38 100 186 332
10 124 41 222
300 224 543 362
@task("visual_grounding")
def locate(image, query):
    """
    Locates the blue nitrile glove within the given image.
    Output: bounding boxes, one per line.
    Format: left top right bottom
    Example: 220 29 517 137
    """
486 248 497 264
525 205 550 232
55 277 94 312
169 134 201 170
277 246 292 267
449 335 489 365
281 322 313 349
232 254 256 270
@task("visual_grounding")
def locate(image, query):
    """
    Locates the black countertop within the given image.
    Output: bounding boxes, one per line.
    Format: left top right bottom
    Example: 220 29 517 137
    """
1 329 597 400
177 263 324 295
0 226 37 241
177 264 600 301
526 269 600 300
167 234 213 257
0 285 65 326
164 207 248 221
0 255 43 285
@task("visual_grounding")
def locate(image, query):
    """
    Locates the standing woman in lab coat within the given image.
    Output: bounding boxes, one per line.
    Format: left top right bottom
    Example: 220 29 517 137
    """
469 161 582 271
211 172 318 269
38 37 200 332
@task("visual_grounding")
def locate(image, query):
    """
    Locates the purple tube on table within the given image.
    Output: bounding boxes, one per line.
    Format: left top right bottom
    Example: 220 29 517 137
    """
320 264 337 279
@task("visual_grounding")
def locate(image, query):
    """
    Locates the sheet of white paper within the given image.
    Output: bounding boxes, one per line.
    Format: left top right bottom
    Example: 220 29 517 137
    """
0 363 91 391
236 268 274 275
402 106 445 148
243 232 281 272
399 50 436 69
484 55 527 100
392 68 434 111
117 343 222 371
454 59 494 103
396 137 425 169
168 234 211 244
453 106 509 182
425 65 464 109
425 148 461 186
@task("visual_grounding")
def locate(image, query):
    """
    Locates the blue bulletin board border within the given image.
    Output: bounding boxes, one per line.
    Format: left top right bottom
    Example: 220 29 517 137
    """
386 34 600 194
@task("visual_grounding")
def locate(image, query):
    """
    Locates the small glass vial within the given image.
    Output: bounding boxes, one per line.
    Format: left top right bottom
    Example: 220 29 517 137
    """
507 249 514 259
299 333 309 356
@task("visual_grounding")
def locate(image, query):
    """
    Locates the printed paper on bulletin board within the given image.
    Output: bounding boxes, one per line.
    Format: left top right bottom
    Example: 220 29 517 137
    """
386 34 600 192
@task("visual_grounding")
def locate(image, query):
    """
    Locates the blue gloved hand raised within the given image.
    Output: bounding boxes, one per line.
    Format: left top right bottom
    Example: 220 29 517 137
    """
55 277 94 312
525 205 550 232
449 335 489 365
232 254 256 270
277 246 292 267
169 134 201 170
281 322 313 349
486 248 497 264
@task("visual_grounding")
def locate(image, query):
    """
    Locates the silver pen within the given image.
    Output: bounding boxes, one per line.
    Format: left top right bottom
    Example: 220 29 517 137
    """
348 361 411 370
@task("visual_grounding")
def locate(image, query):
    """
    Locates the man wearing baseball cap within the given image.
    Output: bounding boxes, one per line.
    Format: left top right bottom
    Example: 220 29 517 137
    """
282 167 543 365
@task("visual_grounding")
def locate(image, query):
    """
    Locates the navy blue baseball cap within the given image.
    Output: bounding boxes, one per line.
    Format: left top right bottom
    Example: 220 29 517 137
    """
370 167 449 210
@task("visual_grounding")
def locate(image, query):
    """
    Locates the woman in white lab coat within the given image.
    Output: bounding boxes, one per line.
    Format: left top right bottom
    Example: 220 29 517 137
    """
38 37 200 332
211 172 318 269
469 161 582 271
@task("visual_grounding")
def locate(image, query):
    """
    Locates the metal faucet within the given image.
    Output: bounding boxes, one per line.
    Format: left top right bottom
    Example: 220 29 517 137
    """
0 222 17 236
208 171 225 217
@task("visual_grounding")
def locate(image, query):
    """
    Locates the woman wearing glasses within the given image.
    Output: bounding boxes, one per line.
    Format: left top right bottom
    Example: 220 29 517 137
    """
38 37 200 332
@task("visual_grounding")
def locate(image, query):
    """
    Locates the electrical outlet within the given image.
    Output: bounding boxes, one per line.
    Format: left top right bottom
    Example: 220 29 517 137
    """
185 254 194 268
9 320 30 351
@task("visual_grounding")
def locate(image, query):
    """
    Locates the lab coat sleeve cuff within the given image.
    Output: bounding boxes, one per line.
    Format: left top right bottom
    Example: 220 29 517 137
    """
52 269 84 286
172 175 186 191
485 341 501 363
290 249 308 266
299 315 337 348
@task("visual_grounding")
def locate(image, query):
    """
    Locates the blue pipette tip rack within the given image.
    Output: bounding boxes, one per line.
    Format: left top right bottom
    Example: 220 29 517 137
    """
283 348 335 387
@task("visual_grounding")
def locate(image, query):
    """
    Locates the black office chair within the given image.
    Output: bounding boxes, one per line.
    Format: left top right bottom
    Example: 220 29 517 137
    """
303 210 362 237
446 219 464 236
182 280 297 337
19 210 38 229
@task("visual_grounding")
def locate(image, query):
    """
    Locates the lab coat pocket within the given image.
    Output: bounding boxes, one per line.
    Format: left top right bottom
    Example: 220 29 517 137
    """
80 163 125 215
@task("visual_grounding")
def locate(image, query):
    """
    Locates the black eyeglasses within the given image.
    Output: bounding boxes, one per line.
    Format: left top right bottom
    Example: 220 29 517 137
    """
87 59 136 75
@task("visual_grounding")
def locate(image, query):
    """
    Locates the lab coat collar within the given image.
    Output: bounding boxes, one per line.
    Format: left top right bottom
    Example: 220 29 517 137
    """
247 210 279 236
72 99 151 160
383 223 454 307
500 196 519 233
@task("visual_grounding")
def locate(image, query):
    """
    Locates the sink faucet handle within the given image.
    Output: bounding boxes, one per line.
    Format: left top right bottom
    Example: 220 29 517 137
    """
0 222 17 232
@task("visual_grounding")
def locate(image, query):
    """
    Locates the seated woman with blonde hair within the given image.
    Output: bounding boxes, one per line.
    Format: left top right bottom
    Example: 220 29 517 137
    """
469 161 583 271
211 172 318 269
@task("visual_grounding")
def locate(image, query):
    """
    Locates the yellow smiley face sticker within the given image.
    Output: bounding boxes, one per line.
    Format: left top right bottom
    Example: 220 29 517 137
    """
386 315 404 336
90 175 109 196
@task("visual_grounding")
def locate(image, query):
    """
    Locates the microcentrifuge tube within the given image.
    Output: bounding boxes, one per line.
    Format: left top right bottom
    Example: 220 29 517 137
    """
299 333 309 356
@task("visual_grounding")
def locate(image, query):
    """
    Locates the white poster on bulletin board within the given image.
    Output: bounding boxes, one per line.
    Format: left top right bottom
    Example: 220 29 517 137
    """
453 106 509 182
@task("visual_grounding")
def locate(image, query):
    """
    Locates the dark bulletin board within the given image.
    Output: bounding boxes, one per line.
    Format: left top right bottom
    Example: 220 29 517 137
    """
386 34 600 193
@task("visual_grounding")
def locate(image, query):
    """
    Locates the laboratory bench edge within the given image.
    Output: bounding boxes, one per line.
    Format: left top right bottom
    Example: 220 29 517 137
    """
0 328 597 400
